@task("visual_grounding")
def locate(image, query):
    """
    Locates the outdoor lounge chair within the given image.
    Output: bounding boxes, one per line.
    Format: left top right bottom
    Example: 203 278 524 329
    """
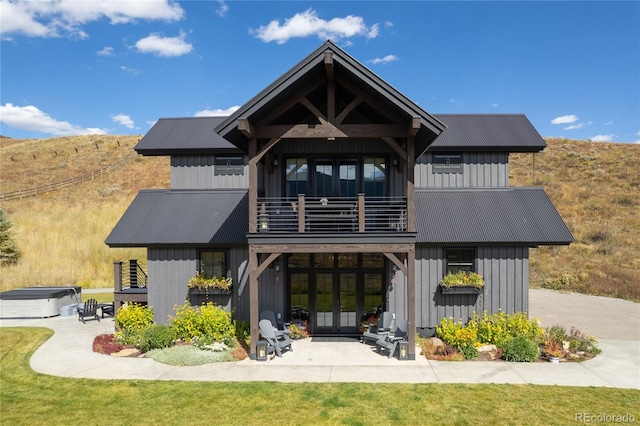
77 298 100 323
362 311 393 344
259 319 293 357
375 319 408 358
260 310 290 337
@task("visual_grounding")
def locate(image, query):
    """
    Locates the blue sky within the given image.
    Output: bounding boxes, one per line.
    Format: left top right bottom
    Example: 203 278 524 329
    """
1 1 639 143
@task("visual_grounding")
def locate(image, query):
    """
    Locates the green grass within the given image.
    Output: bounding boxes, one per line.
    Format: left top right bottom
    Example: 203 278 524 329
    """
1 327 638 425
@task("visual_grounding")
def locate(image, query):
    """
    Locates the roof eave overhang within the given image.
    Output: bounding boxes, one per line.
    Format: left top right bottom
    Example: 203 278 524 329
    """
214 41 446 155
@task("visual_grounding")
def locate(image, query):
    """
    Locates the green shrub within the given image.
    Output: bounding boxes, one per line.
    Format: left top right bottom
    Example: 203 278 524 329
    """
234 320 250 346
545 325 567 343
115 303 154 345
502 336 539 362
471 311 544 347
139 325 175 353
169 302 234 346
146 345 232 366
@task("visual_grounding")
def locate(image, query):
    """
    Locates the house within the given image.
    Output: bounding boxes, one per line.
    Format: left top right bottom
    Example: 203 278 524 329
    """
106 41 573 359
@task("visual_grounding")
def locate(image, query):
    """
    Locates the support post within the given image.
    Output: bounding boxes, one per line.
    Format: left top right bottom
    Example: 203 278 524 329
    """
407 249 416 360
249 247 259 359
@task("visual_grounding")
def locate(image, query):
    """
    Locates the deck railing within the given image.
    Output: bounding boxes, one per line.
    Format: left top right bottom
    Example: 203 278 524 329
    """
114 259 148 291
257 194 407 233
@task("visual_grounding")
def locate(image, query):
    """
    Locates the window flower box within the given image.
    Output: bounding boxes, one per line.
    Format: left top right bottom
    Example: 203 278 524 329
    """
187 272 232 292
439 271 484 295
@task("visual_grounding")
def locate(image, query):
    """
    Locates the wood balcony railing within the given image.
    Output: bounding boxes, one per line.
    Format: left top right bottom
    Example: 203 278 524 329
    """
256 195 407 233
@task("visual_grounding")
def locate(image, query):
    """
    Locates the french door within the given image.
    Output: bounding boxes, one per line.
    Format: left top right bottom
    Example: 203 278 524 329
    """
287 253 386 335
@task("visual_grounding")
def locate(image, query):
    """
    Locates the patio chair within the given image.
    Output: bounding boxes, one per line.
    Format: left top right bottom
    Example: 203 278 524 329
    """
362 311 393 344
375 319 408 359
260 310 290 337
259 319 293 357
77 298 100 323
100 303 114 318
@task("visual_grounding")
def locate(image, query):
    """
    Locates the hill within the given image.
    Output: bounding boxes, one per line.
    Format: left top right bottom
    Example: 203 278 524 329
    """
1 135 638 301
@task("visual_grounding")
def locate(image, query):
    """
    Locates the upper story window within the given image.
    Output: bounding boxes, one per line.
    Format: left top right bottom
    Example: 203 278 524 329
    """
445 248 475 274
286 158 308 197
364 157 386 197
433 153 463 174
286 157 386 197
199 250 227 278
214 155 244 175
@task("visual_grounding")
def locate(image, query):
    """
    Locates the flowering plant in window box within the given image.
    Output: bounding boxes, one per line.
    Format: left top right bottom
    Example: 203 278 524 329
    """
188 272 232 293
439 271 484 294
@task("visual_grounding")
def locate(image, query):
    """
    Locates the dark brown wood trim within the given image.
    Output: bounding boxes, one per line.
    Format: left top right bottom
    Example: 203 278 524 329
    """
408 116 421 137
238 118 254 138
324 51 334 79
300 97 328 124
407 253 416 358
383 252 407 275
335 75 406 124
382 136 408 162
407 136 415 233
256 123 406 139
255 75 325 128
335 96 362 124
248 138 258 233
250 243 414 254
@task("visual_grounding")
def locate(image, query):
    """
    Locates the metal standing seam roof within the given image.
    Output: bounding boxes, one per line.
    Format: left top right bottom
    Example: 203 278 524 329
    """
105 190 248 247
415 188 574 245
430 114 547 152
135 117 237 155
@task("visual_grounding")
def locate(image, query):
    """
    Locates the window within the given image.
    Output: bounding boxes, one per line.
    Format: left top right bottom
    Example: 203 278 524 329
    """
214 155 244 175
363 157 386 196
445 249 475 274
433 153 463 173
286 158 308 197
199 250 227 278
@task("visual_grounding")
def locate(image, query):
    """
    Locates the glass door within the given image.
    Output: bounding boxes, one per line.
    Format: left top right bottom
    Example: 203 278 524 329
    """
314 272 358 333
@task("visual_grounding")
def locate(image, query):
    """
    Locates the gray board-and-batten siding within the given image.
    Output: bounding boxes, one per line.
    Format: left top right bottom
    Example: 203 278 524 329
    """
390 245 530 333
148 246 291 325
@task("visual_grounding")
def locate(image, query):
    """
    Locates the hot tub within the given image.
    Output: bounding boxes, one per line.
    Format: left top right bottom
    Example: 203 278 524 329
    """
0 287 82 319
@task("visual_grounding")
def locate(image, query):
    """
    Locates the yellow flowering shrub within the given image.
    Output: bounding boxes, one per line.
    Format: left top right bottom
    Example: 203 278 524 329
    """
169 302 234 345
115 303 154 345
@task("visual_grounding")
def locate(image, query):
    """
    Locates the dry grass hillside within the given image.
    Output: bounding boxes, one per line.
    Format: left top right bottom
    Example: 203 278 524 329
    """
1 135 638 301
1 135 168 290
511 138 640 301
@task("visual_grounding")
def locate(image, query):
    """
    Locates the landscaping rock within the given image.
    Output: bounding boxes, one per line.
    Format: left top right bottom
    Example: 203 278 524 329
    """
111 348 142 357
429 337 444 348
478 344 497 353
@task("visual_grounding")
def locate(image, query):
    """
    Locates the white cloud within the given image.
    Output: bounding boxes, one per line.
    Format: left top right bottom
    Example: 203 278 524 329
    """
120 65 141 75
604 121 613 126
491 103 499 108
194 106 240 117
369 54 398 65
97 46 114 56
564 123 584 130
0 103 106 136
590 134 614 142
112 114 134 129
0 0 185 39
135 30 193 57
636 131 640 136
251 9 379 44
551 115 579 125
216 0 229 17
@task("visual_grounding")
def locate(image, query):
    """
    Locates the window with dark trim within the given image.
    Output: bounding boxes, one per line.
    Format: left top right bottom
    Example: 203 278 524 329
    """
433 152 463 173
445 248 475 274
198 250 227 278
214 155 244 175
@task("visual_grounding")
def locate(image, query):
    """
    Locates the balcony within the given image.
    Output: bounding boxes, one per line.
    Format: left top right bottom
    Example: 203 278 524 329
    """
257 195 407 233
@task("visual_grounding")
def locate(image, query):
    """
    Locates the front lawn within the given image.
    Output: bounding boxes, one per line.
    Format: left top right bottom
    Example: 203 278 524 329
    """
1 327 638 425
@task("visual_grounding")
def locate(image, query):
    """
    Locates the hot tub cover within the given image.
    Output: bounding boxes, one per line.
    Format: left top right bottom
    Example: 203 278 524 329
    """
0 286 82 300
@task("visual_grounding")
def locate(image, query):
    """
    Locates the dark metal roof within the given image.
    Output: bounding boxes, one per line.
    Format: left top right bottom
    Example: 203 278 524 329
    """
105 190 248 247
430 114 546 152
215 40 446 157
415 188 574 245
135 117 237 156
